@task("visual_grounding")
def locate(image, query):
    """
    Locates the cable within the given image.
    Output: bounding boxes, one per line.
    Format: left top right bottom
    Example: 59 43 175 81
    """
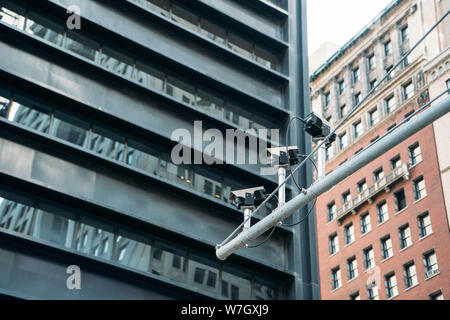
285 116 307 193
217 10 449 249
246 195 279 248
246 226 277 248
281 158 318 227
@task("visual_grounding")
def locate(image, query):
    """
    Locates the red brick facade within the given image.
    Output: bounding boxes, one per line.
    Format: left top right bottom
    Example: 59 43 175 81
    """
316 103 450 300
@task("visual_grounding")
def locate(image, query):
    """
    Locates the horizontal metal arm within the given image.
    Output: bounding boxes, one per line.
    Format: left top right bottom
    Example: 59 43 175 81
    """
216 95 450 260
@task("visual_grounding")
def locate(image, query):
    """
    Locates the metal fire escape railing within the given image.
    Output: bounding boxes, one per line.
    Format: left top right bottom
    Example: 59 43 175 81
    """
336 163 410 224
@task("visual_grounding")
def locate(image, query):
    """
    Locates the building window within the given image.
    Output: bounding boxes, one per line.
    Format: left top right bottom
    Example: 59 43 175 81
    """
404 262 418 288
384 40 392 56
390 155 401 169
401 26 409 43
350 291 360 300
409 143 422 166
381 236 393 260
339 104 348 118
370 79 377 91
368 54 376 71
339 132 348 150
342 190 351 205
324 92 331 107
403 81 415 100
404 110 415 119
354 92 361 106
360 212 371 234
363 246 375 270
386 65 394 80
447 78 450 95
329 234 339 255
369 108 379 126
386 95 396 113
399 224 412 249
414 177 427 200
347 257 358 280
418 212 432 238
331 267 342 290
353 121 363 139
327 202 336 222
377 201 389 224
338 80 345 95
374 167 384 182
423 250 439 278
344 223 355 245
367 282 379 300
430 290 444 300
357 179 367 193
385 273 398 299
394 189 407 212
387 123 396 133
353 67 360 83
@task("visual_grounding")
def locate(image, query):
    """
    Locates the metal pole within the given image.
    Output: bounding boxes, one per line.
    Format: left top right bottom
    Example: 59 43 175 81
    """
278 167 286 207
317 144 326 179
216 95 450 260
243 208 252 231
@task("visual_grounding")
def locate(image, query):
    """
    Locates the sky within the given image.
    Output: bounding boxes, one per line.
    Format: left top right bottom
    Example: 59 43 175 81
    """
307 0 395 56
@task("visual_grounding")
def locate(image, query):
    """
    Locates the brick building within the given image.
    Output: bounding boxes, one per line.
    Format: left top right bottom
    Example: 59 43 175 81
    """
310 0 450 300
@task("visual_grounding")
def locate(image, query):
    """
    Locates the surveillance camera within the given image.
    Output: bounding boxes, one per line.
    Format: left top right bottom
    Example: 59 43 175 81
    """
230 186 266 210
305 112 336 147
267 146 300 167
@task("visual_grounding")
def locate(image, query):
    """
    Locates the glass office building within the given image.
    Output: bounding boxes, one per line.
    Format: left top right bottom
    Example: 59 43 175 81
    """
0 0 318 299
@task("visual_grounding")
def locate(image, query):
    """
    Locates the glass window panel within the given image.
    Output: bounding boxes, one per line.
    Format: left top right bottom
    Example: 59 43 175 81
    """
255 46 278 70
89 127 125 162
369 108 379 126
7 101 51 134
386 96 396 113
64 31 99 61
403 82 414 100
134 62 164 92
221 269 252 300
166 76 196 106
187 256 219 294
171 4 199 32
73 221 114 260
0 6 26 29
26 15 64 47
158 155 193 187
0 93 10 118
253 278 279 300
227 33 254 60
52 116 88 147
126 144 159 176
195 90 224 120
194 170 222 199
115 234 151 272
147 0 170 17
100 47 134 78
225 103 252 131
200 19 226 45
151 245 186 282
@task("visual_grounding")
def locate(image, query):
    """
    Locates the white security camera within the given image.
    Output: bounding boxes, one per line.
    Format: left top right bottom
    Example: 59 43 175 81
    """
230 186 266 210
267 146 300 167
